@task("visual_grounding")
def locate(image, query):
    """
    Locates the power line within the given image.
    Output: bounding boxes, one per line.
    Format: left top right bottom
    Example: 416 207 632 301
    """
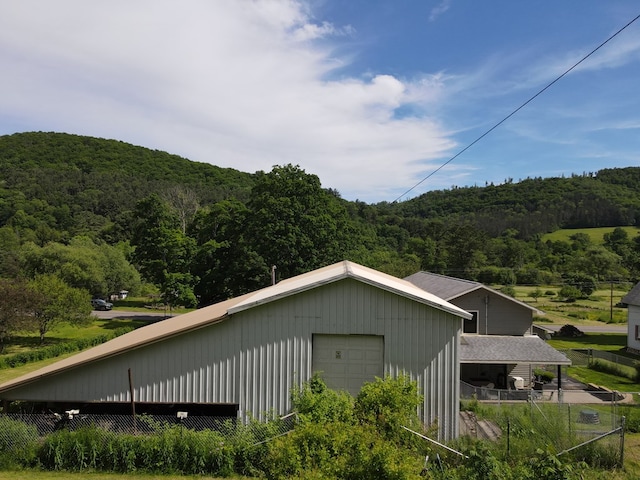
392 12 640 203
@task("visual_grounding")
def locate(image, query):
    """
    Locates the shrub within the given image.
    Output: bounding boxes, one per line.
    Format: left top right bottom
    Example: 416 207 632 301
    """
0 327 134 370
354 374 423 442
533 368 555 383
500 285 516 298
291 373 354 425
0 416 39 468
558 285 581 302
589 358 638 381
264 421 424 480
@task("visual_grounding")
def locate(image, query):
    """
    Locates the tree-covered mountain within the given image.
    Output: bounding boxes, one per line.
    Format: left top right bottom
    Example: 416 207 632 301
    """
0 131 255 245
1 131 640 310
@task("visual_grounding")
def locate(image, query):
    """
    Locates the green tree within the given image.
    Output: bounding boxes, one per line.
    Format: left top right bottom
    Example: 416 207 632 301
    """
131 194 196 286
161 272 198 310
190 200 268 304
0 278 35 352
0 226 22 278
246 165 355 280
20 237 140 297
27 274 92 343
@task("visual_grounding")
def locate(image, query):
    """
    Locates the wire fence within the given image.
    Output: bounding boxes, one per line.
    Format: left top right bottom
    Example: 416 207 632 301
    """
459 382 635 468
0 412 297 457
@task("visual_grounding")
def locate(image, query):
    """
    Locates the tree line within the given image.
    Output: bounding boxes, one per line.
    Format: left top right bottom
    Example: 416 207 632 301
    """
1 131 640 328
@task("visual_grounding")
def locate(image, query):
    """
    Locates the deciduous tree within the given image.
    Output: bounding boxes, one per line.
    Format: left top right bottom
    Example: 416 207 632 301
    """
27 274 92 344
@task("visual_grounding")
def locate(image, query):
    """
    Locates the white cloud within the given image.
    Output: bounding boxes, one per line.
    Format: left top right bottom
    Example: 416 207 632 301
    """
429 0 452 22
0 0 459 202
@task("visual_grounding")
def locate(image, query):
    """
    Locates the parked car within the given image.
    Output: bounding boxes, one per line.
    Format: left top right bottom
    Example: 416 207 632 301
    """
91 298 113 311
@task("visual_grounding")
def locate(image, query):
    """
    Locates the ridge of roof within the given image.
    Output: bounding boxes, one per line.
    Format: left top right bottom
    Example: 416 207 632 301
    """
228 260 472 319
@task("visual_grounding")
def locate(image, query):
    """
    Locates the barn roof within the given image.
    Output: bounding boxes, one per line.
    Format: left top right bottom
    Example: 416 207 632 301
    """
0 260 470 394
460 335 571 365
229 261 472 318
404 271 541 314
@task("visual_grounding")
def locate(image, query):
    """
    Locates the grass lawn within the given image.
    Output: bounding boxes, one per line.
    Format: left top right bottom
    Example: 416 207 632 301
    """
547 333 628 351
541 226 640 244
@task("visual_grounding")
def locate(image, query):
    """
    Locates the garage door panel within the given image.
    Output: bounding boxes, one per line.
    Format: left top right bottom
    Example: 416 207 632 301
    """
312 335 383 396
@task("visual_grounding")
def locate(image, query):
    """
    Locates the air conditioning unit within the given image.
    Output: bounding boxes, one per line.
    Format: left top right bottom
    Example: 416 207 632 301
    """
508 376 525 390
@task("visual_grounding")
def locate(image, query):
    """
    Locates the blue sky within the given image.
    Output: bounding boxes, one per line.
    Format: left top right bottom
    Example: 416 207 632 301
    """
1 1 639 203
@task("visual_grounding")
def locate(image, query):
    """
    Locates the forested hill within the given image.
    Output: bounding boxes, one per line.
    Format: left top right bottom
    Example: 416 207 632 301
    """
2 131 640 303
0 131 255 233
392 168 640 239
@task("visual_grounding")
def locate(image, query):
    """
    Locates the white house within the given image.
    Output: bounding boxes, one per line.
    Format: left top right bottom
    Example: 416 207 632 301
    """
0 261 471 440
622 282 640 354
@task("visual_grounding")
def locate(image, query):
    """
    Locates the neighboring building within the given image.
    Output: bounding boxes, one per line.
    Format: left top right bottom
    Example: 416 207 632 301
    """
404 272 570 390
0 261 471 441
622 282 640 354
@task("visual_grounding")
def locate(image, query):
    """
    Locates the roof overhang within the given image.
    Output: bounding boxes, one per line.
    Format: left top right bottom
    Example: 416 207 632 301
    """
460 335 571 365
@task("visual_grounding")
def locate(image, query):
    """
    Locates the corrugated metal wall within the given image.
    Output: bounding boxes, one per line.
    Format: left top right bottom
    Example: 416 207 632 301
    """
4 278 462 440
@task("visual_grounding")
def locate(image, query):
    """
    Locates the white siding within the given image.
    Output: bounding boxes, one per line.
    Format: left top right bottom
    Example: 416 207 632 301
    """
628 305 640 351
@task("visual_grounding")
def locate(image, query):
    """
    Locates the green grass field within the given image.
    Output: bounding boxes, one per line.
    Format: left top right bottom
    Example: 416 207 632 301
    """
541 226 640 244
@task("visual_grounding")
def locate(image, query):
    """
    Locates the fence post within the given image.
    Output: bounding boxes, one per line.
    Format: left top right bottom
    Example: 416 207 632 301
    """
506 418 510 458
619 416 626 468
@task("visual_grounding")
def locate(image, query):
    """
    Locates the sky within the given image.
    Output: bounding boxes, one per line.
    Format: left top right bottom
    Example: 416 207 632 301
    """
1 1 640 203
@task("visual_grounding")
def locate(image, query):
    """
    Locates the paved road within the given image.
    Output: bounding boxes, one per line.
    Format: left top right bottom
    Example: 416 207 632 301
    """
92 309 174 322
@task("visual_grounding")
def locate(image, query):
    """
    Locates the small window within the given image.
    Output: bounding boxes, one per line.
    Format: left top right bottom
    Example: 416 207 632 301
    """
636 325 640 341
463 311 479 334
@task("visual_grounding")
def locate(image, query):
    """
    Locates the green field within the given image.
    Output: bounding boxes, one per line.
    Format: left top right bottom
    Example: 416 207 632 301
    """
541 226 640 244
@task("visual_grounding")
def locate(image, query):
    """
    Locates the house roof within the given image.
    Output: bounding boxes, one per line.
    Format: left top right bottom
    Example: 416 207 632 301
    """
0 260 471 395
622 282 640 307
404 271 542 314
460 335 571 365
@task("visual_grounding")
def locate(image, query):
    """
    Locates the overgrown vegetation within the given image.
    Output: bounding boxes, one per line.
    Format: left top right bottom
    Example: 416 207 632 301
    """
0 375 627 479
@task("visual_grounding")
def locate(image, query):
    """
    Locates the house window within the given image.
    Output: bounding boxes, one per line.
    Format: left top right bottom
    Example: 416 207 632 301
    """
463 311 479 334
636 325 640 341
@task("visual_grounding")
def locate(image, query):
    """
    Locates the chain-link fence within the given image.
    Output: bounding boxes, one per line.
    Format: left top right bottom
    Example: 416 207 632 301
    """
0 412 297 455
460 383 631 468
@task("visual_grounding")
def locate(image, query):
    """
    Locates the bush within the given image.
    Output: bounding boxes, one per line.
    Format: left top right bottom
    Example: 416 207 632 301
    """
0 327 134 370
500 285 516 298
291 373 354 425
558 285 582 302
354 374 423 442
264 421 424 480
533 368 555 384
0 416 39 468
589 358 638 382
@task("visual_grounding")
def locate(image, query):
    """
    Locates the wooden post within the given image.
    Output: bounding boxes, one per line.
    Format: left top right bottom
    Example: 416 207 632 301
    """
128 368 137 433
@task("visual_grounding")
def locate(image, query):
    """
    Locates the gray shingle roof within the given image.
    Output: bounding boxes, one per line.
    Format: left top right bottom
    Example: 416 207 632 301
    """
460 335 571 365
404 271 542 313
622 282 640 307
404 272 480 300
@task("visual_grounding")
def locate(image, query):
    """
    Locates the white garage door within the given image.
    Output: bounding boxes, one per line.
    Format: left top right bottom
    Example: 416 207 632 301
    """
312 334 384 396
